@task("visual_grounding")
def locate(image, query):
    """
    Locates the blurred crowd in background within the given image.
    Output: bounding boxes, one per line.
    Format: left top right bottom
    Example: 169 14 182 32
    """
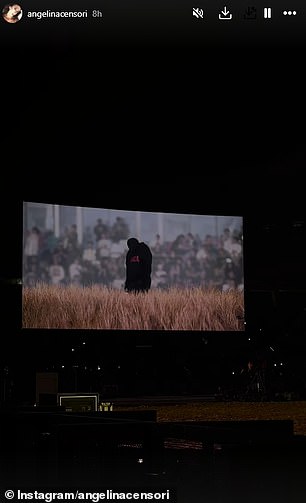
23 214 244 291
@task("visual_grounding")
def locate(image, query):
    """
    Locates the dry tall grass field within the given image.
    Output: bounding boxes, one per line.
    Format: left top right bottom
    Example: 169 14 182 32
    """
22 284 244 330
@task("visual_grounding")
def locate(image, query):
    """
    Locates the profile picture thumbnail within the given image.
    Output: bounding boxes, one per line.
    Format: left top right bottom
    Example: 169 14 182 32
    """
2 3 22 23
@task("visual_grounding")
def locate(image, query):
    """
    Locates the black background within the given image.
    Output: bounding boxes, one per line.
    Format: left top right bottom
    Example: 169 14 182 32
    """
1 0 306 403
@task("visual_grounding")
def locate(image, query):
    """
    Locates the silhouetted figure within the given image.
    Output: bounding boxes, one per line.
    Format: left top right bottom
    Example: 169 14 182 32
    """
125 238 152 293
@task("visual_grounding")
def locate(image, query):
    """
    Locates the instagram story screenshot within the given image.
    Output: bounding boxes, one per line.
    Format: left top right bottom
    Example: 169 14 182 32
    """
1 0 306 502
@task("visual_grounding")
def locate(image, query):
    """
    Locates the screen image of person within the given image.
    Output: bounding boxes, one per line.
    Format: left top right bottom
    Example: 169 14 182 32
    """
125 238 153 293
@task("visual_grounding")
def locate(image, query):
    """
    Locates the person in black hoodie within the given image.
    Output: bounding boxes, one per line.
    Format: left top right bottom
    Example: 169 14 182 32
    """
124 237 152 293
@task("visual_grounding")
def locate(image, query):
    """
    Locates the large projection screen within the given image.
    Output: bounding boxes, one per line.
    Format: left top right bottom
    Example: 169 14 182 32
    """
22 202 244 331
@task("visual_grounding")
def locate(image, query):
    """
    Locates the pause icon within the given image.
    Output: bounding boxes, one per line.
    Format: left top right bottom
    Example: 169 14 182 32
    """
264 7 272 18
